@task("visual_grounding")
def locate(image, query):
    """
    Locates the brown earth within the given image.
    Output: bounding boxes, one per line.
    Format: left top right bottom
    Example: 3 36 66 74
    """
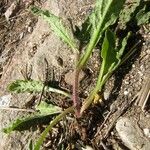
0 0 149 150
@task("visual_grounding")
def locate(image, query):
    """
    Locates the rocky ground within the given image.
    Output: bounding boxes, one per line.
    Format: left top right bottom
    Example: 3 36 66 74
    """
0 0 149 150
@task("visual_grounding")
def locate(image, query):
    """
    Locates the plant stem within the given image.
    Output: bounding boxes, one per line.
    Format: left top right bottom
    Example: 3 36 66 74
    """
72 52 81 117
80 42 140 113
77 29 101 70
34 106 74 150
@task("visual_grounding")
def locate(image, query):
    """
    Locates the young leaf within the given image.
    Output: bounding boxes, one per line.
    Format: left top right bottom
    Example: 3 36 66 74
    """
117 32 131 60
31 6 78 53
8 80 71 97
98 29 118 82
34 106 74 150
119 0 140 29
77 0 126 69
119 0 150 28
3 114 49 133
81 29 131 113
35 101 61 115
3 102 61 134
136 5 150 25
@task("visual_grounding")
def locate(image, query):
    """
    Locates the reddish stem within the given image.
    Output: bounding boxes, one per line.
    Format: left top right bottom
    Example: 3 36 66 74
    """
72 68 81 117
72 53 81 117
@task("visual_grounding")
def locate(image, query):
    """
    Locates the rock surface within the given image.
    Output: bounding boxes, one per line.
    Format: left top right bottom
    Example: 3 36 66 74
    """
0 0 73 149
116 117 150 150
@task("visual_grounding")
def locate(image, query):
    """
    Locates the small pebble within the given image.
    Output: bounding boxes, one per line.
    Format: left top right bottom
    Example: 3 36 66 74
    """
124 90 129 95
0 94 12 107
143 128 150 138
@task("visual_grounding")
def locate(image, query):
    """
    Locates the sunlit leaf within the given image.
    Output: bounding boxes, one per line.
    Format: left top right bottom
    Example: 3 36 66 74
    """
99 29 118 81
31 6 78 52
3 102 61 134
78 0 126 69
8 80 71 97
34 106 74 150
136 5 150 25
81 29 131 113
35 101 61 115
119 0 140 29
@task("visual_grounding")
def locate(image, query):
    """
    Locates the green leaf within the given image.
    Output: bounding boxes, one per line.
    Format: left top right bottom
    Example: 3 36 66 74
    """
117 32 131 60
3 102 61 134
8 80 43 93
34 106 74 150
8 80 71 97
77 0 126 69
31 6 78 53
99 29 131 85
119 0 150 28
119 0 140 29
90 0 126 34
3 114 49 133
80 29 130 113
35 101 61 115
29 140 33 150
136 5 150 25
99 29 118 82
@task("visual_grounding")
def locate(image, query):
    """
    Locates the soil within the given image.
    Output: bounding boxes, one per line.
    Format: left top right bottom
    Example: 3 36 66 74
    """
0 0 149 150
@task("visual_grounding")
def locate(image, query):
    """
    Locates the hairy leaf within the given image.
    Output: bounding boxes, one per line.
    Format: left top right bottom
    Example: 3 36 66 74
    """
31 6 78 52
8 80 71 97
119 0 140 29
78 0 126 69
35 101 61 115
119 0 150 28
34 106 74 150
3 102 61 134
81 29 130 113
8 80 43 93
3 114 50 133
136 5 150 25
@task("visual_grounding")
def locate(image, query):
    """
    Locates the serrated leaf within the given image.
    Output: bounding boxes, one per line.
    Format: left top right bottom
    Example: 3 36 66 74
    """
8 80 43 93
119 0 150 28
119 0 140 29
78 0 126 69
90 0 126 34
31 6 78 52
7 80 71 97
80 29 130 113
3 102 61 134
34 106 74 150
136 5 150 25
35 101 61 115
3 114 49 133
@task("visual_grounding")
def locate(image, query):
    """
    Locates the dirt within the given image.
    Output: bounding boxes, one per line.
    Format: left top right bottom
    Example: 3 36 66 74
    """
0 0 149 150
